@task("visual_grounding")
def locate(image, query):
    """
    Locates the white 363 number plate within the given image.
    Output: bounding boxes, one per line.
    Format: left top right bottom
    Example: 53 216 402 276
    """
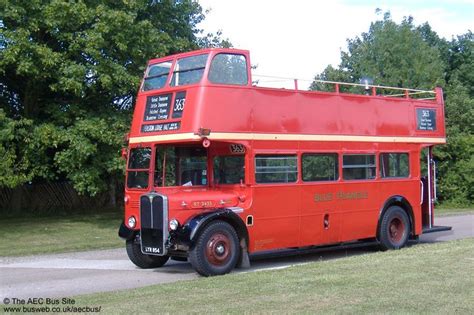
230 144 245 154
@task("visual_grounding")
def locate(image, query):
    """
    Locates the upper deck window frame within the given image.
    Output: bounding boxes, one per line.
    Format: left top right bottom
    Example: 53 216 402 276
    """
208 53 249 86
142 60 173 92
170 53 209 87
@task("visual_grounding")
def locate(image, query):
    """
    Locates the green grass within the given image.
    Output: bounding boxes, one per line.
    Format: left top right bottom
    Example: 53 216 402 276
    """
73 238 474 314
435 206 474 216
0 212 123 257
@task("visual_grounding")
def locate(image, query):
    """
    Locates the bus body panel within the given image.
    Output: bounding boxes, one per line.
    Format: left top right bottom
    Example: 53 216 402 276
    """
121 48 446 268
129 85 445 145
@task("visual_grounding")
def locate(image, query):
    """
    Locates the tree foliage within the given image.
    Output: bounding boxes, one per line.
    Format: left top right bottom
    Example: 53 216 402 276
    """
0 110 32 187
0 0 224 197
311 14 445 91
310 13 473 205
435 32 474 205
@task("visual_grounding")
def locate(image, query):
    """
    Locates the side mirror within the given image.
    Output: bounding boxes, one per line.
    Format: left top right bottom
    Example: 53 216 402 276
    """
123 132 130 143
121 148 128 160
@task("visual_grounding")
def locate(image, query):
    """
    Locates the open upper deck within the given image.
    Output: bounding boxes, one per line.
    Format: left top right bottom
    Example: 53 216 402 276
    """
128 48 446 146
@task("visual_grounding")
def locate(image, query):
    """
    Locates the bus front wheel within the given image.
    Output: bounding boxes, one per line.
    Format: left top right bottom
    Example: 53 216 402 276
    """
189 221 240 276
126 236 169 269
379 206 410 250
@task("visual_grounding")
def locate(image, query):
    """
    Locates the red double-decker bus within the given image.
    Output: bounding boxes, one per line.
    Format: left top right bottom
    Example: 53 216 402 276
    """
118 48 449 276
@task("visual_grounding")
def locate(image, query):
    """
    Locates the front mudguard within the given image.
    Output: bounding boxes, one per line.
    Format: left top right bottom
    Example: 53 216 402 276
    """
170 208 250 268
171 208 248 249
118 221 136 241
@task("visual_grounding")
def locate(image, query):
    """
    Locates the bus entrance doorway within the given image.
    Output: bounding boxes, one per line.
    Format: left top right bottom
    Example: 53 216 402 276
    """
421 146 451 233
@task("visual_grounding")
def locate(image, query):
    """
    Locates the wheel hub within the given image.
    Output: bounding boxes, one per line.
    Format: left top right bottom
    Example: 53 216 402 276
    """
205 233 231 266
216 244 225 255
389 217 405 243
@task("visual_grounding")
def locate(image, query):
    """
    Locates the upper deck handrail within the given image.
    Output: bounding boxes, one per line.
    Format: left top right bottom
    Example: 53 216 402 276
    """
252 74 436 100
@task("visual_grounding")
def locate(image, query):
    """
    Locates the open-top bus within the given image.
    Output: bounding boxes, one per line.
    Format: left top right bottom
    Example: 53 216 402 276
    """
118 48 449 276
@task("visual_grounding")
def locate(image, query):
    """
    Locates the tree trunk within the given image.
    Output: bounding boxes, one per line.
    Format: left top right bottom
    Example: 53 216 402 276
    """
22 80 40 119
10 186 24 213
109 176 117 208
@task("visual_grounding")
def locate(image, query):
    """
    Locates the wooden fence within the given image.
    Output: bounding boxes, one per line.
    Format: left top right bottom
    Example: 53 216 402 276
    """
0 182 124 214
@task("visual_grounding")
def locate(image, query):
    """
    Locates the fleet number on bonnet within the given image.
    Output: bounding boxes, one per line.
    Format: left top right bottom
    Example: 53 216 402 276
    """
192 201 214 208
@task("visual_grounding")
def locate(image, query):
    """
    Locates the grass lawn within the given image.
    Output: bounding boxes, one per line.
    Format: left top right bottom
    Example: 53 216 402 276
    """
74 238 474 314
435 206 474 216
0 212 123 257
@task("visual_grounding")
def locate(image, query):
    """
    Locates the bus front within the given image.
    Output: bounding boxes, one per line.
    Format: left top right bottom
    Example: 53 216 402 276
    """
118 48 252 276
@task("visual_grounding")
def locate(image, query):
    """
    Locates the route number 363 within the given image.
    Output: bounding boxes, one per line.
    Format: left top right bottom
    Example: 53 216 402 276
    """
230 144 245 154
174 98 185 111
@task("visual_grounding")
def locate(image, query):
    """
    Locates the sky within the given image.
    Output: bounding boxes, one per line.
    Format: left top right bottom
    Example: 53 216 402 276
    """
197 0 473 89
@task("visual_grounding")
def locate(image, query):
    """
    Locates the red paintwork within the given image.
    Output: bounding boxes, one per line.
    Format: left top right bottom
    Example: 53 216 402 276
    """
124 48 446 254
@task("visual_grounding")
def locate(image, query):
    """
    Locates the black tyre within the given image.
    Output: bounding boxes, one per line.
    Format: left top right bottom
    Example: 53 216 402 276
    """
126 236 169 269
189 221 239 276
379 206 410 250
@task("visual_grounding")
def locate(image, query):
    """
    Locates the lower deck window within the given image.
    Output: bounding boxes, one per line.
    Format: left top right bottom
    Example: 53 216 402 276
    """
127 147 151 189
214 155 245 184
154 146 207 187
127 171 149 189
302 153 339 181
255 155 297 183
380 153 409 178
343 154 376 180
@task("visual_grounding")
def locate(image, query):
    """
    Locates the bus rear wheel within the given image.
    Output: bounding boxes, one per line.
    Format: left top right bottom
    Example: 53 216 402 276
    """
379 206 410 250
126 236 169 269
189 221 239 276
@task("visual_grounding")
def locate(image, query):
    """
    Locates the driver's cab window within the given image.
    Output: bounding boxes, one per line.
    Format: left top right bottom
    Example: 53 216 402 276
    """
154 146 207 187
127 147 151 189
213 155 245 184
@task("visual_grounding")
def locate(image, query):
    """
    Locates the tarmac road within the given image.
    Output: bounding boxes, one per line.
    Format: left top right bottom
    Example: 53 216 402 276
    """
1 213 472 300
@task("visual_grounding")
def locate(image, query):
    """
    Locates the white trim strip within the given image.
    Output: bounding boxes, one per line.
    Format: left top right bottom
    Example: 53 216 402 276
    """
129 133 199 143
129 132 446 144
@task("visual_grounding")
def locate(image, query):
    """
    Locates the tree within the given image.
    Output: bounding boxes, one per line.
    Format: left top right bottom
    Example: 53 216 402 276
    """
435 32 474 205
311 13 445 91
0 109 33 187
0 0 223 202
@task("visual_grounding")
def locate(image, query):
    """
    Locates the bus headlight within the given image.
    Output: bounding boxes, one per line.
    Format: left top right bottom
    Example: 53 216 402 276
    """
169 219 179 231
127 216 136 229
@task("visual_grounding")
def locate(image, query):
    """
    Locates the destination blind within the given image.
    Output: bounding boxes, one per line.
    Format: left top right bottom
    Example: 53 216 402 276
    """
416 108 437 131
144 94 171 121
